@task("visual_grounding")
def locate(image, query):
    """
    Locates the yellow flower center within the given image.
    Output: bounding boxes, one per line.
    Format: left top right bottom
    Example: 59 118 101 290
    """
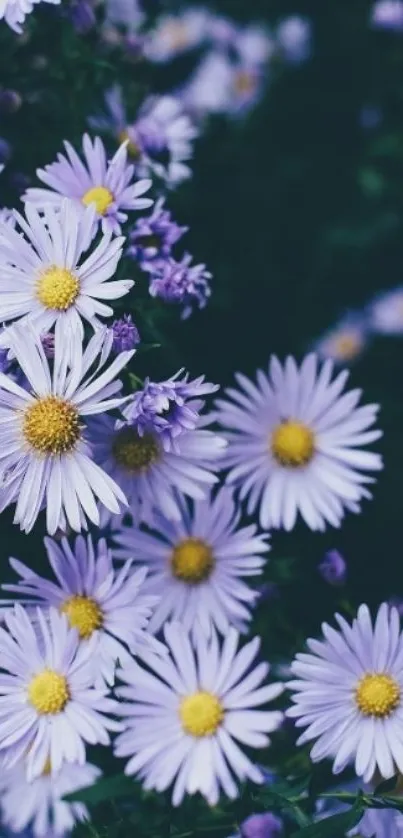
112 428 161 473
355 673 401 718
28 670 70 715
23 396 80 455
234 70 256 95
42 758 52 776
171 538 214 584
82 186 114 215
36 266 79 311
60 595 103 639
329 332 362 360
118 130 141 160
179 691 224 737
271 420 315 467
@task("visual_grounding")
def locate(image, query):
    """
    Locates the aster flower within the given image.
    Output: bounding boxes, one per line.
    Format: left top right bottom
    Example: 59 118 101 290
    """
104 0 144 31
111 314 140 353
0 759 101 837
114 623 283 805
352 808 403 837
122 369 218 449
179 52 238 117
287 603 403 782
239 813 283 838
369 287 403 334
214 354 382 532
113 487 269 637
89 406 226 525
371 0 403 30
318 550 347 585
23 134 152 235
0 0 59 33
148 252 212 318
3 533 161 686
0 324 133 534
0 201 129 351
127 198 187 267
314 314 368 365
0 605 121 780
144 8 211 62
275 17 312 63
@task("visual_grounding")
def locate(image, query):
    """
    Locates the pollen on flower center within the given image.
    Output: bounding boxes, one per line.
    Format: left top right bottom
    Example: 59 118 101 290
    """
171 538 215 584
179 691 224 737
42 758 52 776
23 396 80 455
60 595 103 639
234 70 256 95
331 333 362 359
82 185 114 215
355 673 401 717
118 130 141 160
36 266 80 311
28 669 70 715
271 419 315 467
112 428 161 473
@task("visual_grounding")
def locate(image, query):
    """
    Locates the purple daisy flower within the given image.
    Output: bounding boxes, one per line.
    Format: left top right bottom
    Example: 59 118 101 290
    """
127 197 187 267
111 314 141 352
23 134 153 235
287 603 403 782
113 486 269 638
313 313 369 366
130 95 199 186
148 252 212 318
0 605 121 780
3 533 161 686
122 369 218 449
371 0 403 30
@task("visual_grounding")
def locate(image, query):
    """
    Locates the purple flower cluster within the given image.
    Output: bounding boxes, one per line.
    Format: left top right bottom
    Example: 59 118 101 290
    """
127 198 187 268
111 314 141 353
149 253 212 318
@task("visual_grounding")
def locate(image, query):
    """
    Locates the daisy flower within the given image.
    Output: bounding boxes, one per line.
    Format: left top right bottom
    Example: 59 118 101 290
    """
0 201 130 351
0 759 101 837
23 134 152 235
314 313 369 365
371 0 403 30
214 354 383 532
131 95 199 187
128 197 187 268
369 287 403 334
114 622 283 805
144 8 211 63
0 324 133 534
3 533 161 686
0 605 121 780
113 487 269 637
287 603 403 782
0 0 59 34
88 409 226 525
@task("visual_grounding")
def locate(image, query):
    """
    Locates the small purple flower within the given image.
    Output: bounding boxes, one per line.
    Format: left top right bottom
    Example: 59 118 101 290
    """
276 16 311 63
371 0 403 30
0 90 22 114
122 369 218 450
69 0 96 33
40 332 55 359
241 813 283 838
148 253 212 318
127 198 187 268
111 314 141 353
318 550 347 585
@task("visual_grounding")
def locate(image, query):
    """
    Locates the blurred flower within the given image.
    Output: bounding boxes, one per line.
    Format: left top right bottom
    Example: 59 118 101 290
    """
69 0 96 33
369 287 403 334
287 602 403 782
215 354 383 532
371 0 403 30
0 137 11 164
132 95 199 186
0 89 22 113
128 198 187 267
144 8 211 62
24 134 152 235
179 51 236 117
111 314 141 352
314 314 368 365
0 0 59 34
114 486 268 637
352 808 403 837
148 252 212 318
114 623 283 805
276 16 311 64
104 0 143 31
0 760 101 837
318 550 347 585
359 104 383 129
241 813 283 838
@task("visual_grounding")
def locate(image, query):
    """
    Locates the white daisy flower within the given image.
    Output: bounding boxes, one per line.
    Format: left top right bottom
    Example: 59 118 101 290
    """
0 201 129 353
113 487 269 637
0 605 121 780
114 622 283 805
214 354 383 531
0 324 133 534
0 759 101 837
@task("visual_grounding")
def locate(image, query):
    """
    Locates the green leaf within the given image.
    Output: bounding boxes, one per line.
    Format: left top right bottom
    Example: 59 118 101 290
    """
291 803 364 837
64 774 136 805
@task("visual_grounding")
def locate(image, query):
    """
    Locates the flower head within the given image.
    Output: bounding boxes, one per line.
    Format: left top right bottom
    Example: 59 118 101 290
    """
369 287 403 334
0 0 60 33
3 533 160 685
241 812 283 838
0 605 121 780
318 550 347 585
130 96 198 186
287 603 403 782
275 16 311 63
24 134 152 235
0 324 133 534
0 201 129 350
144 9 211 62
128 198 187 267
0 760 101 837
314 314 369 365
114 623 283 805
148 252 212 318
111 314 141 353
371 0 403 30
113 487 269 637
215 354 383 531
